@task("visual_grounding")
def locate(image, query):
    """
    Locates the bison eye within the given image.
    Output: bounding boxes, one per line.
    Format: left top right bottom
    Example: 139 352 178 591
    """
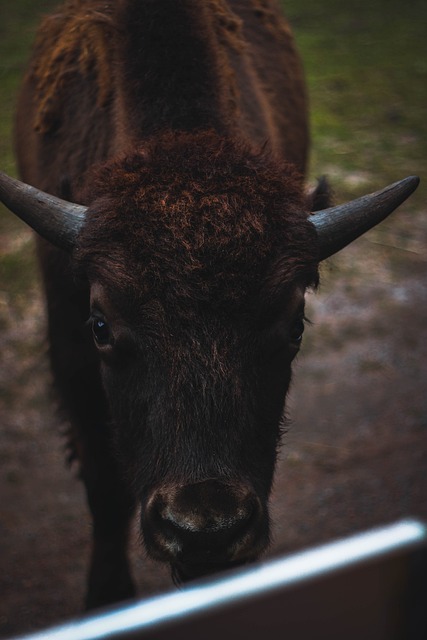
91 316 111 346
290 317 305 345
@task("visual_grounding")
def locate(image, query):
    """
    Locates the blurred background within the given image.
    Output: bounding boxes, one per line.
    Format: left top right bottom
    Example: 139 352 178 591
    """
0 0 426 636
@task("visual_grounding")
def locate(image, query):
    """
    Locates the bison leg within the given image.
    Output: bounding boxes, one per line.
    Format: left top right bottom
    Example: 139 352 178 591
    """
65 390 137 609
80 438 137 610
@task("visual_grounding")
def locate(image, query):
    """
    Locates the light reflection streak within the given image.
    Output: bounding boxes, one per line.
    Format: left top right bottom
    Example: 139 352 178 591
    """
14 519 426 640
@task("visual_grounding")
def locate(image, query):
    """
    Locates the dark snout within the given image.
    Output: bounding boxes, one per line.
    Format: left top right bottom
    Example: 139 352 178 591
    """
142 479 269 581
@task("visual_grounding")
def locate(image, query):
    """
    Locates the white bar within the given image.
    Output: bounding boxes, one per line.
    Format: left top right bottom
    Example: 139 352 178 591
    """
14 519 427 640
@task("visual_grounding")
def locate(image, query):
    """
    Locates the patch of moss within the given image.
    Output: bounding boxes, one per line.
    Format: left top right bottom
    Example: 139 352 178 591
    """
0 241 39 302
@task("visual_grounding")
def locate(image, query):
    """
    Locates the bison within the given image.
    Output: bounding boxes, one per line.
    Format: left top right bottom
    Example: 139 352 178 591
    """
0 0 419 609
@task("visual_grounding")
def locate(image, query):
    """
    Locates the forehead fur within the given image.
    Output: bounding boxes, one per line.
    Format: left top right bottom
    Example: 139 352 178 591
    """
76 130 318 314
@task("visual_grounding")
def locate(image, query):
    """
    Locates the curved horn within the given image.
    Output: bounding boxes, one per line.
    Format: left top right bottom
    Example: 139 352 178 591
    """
0 171 87 252
311 176 420 261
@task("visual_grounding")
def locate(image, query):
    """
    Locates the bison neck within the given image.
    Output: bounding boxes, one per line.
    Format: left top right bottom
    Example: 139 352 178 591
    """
115 0 234 141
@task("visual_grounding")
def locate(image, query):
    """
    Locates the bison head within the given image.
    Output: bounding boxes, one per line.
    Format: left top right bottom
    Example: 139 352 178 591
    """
0 131 419 581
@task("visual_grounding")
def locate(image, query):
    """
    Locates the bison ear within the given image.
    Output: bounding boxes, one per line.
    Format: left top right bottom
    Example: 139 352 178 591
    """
305 176 332 212
0 171 87 252
311 176 420 261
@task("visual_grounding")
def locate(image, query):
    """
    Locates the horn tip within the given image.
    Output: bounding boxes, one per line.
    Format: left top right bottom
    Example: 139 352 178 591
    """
403 175 420 191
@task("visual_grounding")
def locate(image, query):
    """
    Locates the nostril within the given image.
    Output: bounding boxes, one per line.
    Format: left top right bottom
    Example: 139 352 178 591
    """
143 479 263 566
160 480 256 534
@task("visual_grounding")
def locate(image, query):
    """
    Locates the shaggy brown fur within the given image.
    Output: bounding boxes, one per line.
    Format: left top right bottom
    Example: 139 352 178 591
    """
76 131 318 312
210 0 244 50
21 0 308 173
28 0 242 136
29 1 116 134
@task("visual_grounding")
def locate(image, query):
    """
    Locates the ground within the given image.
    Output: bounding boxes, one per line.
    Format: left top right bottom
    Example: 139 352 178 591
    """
0 204 426 637
0 0 426 636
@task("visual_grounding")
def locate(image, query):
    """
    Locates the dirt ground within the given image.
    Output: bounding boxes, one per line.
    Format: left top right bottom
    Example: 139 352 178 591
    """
0 203 426 637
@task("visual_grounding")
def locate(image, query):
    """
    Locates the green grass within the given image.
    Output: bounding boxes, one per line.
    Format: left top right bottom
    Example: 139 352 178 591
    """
0 1 57 176
0 2 57 302
0 241 38 301
283 0 427 203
